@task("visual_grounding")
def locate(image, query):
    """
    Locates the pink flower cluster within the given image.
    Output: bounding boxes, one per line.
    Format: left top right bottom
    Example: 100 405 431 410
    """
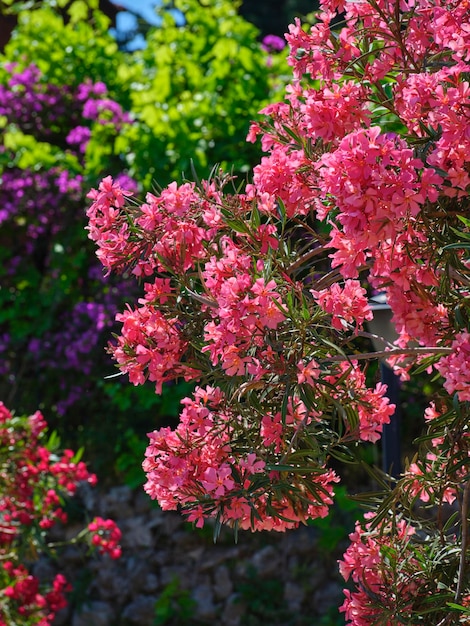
0 402 96 536
246 0 470 362
87 13 470 624
339 516 423 625
88 517 122 559
87 166 397 529
435 331 470 401
143 385 338 532
1 563 70 626
312 280 372 332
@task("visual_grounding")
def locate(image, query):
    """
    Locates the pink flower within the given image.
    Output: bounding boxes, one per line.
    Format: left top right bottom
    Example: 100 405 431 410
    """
435 331 470 401
297 359 320 386
88 517 122 559
311 280 372 331
201 465 235 498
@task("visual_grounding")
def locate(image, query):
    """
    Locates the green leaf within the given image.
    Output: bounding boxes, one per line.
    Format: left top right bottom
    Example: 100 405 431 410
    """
68 0 89 22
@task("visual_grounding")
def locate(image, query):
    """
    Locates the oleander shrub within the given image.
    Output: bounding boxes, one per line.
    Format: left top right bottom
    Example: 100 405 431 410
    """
86 0 470 622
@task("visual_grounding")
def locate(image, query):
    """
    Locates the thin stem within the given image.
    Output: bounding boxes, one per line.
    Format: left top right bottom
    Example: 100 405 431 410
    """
325 346 451 362
455 479 470 603
286 246 330 275
355 329 397 350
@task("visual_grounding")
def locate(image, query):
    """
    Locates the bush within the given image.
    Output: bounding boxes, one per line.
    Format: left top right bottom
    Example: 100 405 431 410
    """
85 0 470 621
0 401 121 625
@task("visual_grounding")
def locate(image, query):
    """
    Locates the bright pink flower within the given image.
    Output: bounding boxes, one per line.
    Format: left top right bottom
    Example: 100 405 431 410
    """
435 331 470 401
312 280 372 332
201 465 235 498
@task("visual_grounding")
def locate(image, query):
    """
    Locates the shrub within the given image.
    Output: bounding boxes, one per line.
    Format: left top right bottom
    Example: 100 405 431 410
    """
0 401 121 625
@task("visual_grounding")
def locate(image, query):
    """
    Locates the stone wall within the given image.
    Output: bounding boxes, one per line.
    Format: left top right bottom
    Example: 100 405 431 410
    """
40 484 346 626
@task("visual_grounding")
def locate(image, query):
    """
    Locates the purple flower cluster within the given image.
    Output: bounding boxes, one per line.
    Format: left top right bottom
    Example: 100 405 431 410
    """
0 167 83 257
23 267 137 414
65 126 91 154
0 64 132 155
0 64 79 143
82 98 131 129
0 63 138 418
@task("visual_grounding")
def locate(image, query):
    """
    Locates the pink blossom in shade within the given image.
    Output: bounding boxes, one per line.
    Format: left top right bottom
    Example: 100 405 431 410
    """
356 383 394 443
404 451 458 507
424 401 440 422
0 402 12 423
311 280 373 332
186 505 206 528
339 517 420 625
297 358 320 387
201 464 235 498
285 397 309 425
325 362 394 443
260 412 283 451
223 497 252 522
88 517 122 559
306 468 339 519
45 574 71 613
386 289 449 349
142 386 339 532
239 453 265 477
143 387 234 513
435 332 470 401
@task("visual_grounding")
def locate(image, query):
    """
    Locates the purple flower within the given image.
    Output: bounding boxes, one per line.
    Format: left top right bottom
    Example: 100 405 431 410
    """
77 80 108 102
261 34 286 54
82 98 131 129
115 173 139 195
66 126 92 153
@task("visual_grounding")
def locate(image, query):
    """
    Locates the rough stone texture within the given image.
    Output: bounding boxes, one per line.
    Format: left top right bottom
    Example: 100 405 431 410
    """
49 484 348 626
121 595 157 625
71 601 116 626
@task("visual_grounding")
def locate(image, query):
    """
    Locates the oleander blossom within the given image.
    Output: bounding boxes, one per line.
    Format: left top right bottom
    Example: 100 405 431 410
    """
88 517 122 559
435 331 470 402
311 280 373 332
